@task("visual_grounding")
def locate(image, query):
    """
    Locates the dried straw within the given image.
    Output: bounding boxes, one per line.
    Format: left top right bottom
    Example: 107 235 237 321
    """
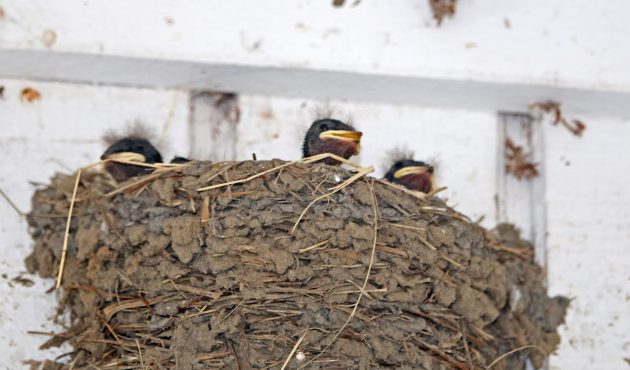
55 155 189 289
55 167 82 289
280 327 310 370
486 345 547 369
291 165 374 233
298 178 379 369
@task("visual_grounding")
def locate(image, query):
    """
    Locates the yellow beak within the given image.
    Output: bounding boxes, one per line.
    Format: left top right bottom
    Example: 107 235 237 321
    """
102 152 147 163
319 130 363 142
393 166 433 179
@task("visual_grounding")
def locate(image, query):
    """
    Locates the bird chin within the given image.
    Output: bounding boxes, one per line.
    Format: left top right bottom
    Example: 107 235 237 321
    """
308 139 360 165
104 162 151 182
326 139 360 158
398 173 434 194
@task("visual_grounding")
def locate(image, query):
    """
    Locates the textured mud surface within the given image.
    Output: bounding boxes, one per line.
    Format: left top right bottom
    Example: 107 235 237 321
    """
26 160 568 369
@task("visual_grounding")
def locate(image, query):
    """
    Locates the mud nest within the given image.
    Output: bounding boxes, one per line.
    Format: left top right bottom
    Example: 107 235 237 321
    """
26 160 568 369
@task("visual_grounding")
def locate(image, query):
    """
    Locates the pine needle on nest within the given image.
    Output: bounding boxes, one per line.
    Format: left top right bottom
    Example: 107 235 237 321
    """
0 186 26 216
298 178 379 369
29 159 567 369
55 167 82 289
197 153 365 192
55 156 189 289
291 165 374 233
486 345 547 369
280 327 310 370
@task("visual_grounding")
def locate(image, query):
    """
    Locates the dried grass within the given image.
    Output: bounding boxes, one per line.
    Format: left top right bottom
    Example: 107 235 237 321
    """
29 158 566 369
298 178 380 369
55 156 190 289
486 345 547 369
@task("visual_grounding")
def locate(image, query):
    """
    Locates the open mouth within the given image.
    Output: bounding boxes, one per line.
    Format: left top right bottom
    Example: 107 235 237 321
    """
394 166 437 193
101 152 147 163
319 130 363 142
319 130 363 155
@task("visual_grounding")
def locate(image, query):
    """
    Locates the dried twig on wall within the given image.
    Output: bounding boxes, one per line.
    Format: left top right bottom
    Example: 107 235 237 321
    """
331 0 361 7
505 138 539 180
20 87 41 103
429 0 457 25
529 101 586 137
213 93 240 124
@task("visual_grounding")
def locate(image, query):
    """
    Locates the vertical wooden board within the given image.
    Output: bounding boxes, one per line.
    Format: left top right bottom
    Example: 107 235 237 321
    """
236 95 498 225
496 113 547 266
0 79 189 367
189 92 240 161
544 115 630 370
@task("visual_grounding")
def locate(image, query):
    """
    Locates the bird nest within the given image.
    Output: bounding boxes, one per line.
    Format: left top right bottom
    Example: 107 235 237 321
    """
25 159 568 370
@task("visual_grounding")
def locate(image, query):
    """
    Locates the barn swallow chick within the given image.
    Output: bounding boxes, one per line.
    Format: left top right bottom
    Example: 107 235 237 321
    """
384 159 436 194
302 118 363 165
101 137 163 182
170 156 191 164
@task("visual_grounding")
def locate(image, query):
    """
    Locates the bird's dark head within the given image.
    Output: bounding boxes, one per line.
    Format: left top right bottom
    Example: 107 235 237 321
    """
302 118 363 165
384 159 436 194
101 137 163 163
170 156 191 164
100 137 163 182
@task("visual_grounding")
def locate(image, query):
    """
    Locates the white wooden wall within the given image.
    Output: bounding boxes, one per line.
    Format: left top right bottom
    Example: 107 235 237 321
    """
1 1 629 369
0 79 190 366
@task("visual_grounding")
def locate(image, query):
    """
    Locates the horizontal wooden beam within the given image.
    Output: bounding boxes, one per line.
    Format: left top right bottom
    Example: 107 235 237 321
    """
2 49 630 118
1 0 630 117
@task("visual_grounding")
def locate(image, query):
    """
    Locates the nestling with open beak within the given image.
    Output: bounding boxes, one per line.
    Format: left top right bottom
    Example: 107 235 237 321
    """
302 118 363 165
101 137 163 182
384 159 436 194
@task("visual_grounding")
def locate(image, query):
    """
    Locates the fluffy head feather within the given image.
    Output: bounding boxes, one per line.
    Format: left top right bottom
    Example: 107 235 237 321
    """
102 120 161 149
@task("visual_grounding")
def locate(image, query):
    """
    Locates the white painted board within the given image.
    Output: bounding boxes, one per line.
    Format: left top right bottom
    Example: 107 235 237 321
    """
544 115 630 370
0 78 189 368
2 1 630 118
1 78 628 370
236 95 498 226
1 0 629 91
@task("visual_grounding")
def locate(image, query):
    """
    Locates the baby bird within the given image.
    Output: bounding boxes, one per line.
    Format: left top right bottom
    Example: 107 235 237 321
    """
302 118 363 165
101 136 163 182
170 156 191 164
384 158 436 194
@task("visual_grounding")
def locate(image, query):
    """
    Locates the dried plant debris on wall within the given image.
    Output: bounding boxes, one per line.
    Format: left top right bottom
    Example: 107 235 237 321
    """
42 30 57 48
20 87 41 103
429 0 457 25
505 138 540 180
529 101 586 137
10 275 34 287
192 91 241 124
213 93 241 124
331 0 361 7
26 160 567 369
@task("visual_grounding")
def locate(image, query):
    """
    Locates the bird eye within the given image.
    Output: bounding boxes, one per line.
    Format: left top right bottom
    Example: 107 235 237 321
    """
319 123 329 131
